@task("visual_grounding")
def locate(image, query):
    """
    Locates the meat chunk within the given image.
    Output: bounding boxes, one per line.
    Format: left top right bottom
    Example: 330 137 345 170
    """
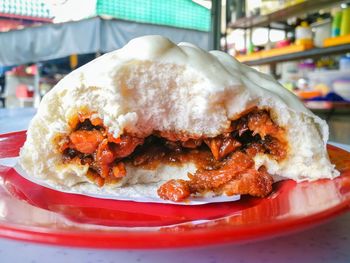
112 162 127 178
223 166 273 197
63 112 144 183
205 134 241 160
187 151 254 193
158 152 273 200
181 139 203 149
157 179 191 202
246 110 283 140
69 130 104 154
96 139 115 178
110 134 144 158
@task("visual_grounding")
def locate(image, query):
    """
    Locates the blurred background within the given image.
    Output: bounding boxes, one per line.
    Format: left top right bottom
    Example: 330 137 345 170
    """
0 0 349 144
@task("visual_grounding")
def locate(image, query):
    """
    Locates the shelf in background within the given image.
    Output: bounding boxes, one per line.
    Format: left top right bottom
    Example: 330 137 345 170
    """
304 101 350 112
237 44 350 66
228 0 343 29
236 43 313 63
324 35 350 47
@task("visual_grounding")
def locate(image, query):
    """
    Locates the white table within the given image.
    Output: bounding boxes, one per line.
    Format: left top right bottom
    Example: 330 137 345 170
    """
1 107 350 263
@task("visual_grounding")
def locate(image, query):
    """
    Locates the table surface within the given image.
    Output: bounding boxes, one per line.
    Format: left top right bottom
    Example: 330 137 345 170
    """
0 107 350 263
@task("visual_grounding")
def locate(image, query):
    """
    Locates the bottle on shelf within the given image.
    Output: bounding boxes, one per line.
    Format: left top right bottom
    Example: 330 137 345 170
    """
340 7 350 36
331 9 342 37
295 21 313 47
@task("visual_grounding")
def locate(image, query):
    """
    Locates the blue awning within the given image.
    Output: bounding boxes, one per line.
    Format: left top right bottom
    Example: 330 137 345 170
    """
0 17 210 66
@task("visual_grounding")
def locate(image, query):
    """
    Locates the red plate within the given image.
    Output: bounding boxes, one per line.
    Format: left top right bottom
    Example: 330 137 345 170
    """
0 131 349 249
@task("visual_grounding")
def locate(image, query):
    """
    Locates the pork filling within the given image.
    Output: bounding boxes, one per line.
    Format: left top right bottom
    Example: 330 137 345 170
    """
58 108 287 201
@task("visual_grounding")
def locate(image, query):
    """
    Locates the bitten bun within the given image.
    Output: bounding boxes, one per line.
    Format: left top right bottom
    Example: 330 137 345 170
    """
19 35 338 200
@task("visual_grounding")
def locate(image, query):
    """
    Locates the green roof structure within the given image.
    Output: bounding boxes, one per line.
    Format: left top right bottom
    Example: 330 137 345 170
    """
0 0 52 20
96 0 210 32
